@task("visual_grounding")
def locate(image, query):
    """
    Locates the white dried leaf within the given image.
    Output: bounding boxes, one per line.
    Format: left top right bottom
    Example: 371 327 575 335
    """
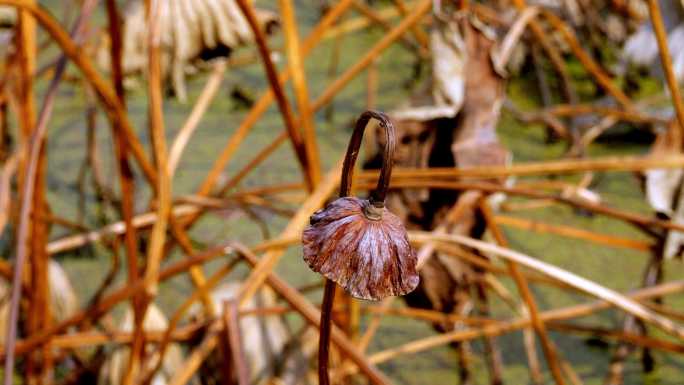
0 261 79 347
98 0 278 102
664 184 684 259
645 168 683 215
668 25 684 83
623 25 659 67
431 27 465 116
99 304 185 385
0 6 15 27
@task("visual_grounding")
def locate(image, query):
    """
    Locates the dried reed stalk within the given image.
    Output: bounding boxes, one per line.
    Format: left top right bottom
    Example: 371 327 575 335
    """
351 0 425 55
541 9 633 108
104 3 142 373
236 0 314 190
216 0 430 197
199 0 431 205
1 242 238 359
195 0 354 198
322 1 415 40
0 0 157 184
311 0 431 111
511 0 578 106
278 0 321 187
358 154 684 180
168 61 227 177
494 215 654 251
216 131 289 195
142 0 171 297
46 204 200 255
236 158 343 305
646 0 684 141
180 0 427 241
3 1 97 381
223 300 250 385
340 281 684 375
167 322 222 385
390 0 430 47
409 232 684 339
542 104 668 124
356 179 684 233
480 200 566 385
15 3 40 382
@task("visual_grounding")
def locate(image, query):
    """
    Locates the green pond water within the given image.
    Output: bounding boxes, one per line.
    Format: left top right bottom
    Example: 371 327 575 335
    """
4 1 684 383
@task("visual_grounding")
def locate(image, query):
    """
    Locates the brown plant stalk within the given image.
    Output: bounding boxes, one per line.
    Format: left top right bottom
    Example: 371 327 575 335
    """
2 1 96 382
304 111 416 385
236 0 314 190
0 0 157 184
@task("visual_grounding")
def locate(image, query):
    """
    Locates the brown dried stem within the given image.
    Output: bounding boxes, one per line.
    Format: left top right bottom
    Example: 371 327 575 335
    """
197 0 354 198
278 0 322 187
168 61 227 177
541 9 633 108
224 300 250 385
233 243 392 385
355 179 684 234
3 1 96 381
213 0 429 198
646 0 684 142
410 232 684 339
340 280 684 375
357 154 684 180
0 0 157 184
480 199 566 385
494 214 654 251
319 110 396 385
1 242 239 360
236 0 313 191
142 0 171 297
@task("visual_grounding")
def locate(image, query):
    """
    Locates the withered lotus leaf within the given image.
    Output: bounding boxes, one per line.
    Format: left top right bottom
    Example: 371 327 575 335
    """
303 196 419 301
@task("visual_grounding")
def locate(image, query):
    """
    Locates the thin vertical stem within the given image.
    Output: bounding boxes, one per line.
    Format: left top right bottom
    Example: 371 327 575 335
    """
142 0 171 298
103 1 147 384
224 300 250 385
318 280 337 385
14 5 38 383
234 243 391 385
3 1 97 382
646 0 684 144
278 0 321 188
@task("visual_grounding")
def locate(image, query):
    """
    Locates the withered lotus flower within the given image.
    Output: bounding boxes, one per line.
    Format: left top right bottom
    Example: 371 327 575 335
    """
303 196 418 300
303 110 419 301
303 111 419 385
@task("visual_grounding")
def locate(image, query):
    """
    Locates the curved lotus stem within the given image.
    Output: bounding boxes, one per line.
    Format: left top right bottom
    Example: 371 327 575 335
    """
318 110 396 385
340 110 396 210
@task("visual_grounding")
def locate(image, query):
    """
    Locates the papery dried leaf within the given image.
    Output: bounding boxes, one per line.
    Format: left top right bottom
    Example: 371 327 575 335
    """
645 168 683 215
96 0 279 101
302 197 419 301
